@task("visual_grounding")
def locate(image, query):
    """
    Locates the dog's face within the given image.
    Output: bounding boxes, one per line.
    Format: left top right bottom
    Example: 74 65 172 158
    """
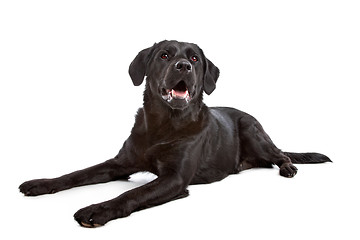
129 40 220 110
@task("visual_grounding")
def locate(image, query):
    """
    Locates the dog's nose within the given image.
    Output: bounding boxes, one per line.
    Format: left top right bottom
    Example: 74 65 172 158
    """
175 60 192 73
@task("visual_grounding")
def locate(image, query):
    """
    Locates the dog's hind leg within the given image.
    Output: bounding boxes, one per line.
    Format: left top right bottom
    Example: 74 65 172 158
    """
239 115 298 177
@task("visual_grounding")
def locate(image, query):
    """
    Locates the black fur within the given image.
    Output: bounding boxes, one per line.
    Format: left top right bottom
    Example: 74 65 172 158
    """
284 152 331 164
19 40 331 227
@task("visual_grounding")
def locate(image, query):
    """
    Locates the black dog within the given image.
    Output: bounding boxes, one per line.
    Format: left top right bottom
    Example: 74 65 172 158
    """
19 40 331 227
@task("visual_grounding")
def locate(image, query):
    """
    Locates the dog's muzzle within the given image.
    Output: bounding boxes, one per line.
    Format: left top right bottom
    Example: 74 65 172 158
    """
160 59 196 109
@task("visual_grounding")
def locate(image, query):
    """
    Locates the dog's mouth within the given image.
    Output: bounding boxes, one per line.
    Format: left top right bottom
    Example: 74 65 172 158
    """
161 81 191 103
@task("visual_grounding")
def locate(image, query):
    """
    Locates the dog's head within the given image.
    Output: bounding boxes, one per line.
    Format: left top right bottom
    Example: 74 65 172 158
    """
129 40 219 110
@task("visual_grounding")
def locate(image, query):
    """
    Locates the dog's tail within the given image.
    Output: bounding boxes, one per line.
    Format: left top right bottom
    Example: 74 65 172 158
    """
284 152 332 164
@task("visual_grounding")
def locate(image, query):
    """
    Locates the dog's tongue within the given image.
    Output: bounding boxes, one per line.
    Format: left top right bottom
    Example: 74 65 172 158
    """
171 89 188 99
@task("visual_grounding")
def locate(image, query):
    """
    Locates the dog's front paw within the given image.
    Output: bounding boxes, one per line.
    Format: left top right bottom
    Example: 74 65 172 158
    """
279 163 298 178
74 201 132 228
74 204 112 228
19 179 57 196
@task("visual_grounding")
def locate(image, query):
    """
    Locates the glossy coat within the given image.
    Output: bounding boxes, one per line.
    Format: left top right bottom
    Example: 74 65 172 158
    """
19 40 331 227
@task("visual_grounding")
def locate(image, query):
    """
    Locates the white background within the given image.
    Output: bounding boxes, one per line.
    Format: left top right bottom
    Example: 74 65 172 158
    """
1 0 359 239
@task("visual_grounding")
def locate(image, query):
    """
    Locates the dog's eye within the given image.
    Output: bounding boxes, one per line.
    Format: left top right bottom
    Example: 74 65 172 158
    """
191 56 198 62
160 53 169 60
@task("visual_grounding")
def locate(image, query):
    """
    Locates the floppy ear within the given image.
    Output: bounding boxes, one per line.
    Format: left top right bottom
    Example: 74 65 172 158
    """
203 58 220 95
128 46 153 86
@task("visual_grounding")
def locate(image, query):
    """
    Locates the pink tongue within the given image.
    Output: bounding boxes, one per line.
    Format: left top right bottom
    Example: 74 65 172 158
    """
171 89 188 98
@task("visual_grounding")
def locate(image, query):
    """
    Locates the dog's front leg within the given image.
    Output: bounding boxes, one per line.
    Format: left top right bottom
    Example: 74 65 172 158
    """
74 174 189 227
19 149 137 196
